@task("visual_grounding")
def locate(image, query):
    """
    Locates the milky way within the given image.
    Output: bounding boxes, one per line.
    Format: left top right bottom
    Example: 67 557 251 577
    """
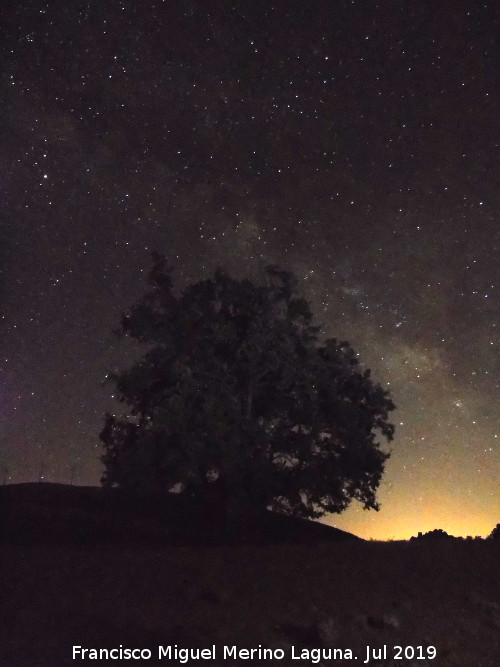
0 1 498 538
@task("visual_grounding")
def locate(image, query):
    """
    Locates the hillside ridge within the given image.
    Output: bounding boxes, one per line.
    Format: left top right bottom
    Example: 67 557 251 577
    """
0 482 361 545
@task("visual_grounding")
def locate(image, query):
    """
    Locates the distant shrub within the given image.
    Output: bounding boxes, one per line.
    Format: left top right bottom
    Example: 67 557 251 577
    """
410 528 453 541
487 523 500 540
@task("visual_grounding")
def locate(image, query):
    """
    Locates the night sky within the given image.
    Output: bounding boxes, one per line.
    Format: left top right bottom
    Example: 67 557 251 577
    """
1 1 498 539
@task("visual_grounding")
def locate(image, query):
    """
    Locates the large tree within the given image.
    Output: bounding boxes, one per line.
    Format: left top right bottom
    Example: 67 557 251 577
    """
100 254 396 520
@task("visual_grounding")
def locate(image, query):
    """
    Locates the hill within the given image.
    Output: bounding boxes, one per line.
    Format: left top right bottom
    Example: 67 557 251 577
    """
0 482 360 546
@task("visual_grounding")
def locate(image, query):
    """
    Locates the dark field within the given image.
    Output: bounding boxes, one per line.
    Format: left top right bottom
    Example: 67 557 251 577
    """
1 485 499 666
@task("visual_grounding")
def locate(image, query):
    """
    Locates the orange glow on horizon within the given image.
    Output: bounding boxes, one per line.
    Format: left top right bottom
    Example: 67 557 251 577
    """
323 495 498 541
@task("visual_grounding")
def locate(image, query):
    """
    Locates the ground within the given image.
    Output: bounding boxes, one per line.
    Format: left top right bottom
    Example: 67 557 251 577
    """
1 485 498 666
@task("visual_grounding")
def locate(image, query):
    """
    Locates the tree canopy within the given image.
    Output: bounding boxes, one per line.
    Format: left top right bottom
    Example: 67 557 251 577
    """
100 254 396 520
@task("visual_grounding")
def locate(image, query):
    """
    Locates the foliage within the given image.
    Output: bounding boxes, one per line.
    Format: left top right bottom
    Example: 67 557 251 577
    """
100 254 396 520
488 523 500 540
411 529 453 541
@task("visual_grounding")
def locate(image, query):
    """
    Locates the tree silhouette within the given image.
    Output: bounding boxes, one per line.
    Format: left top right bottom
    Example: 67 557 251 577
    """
100 254 396 521
488 523 500 540
411 529 453 541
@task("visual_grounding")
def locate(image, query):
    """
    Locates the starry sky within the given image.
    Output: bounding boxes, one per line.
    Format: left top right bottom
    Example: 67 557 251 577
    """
0 0 498 539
